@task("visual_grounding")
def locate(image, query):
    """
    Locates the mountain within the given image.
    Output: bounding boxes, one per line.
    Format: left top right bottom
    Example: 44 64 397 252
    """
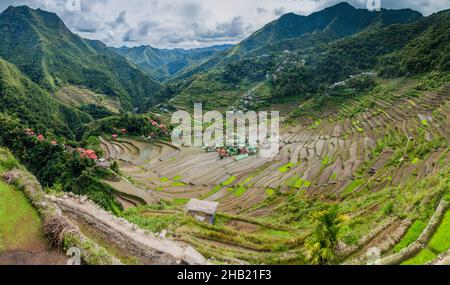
0 6 162 110
378 9 450 76
112 44 233 81
236 2 422 54
175 2 423 80
0 58 91 138
299 8 450 85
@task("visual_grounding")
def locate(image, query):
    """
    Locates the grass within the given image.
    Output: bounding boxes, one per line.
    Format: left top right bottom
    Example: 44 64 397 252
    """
308 120 321 130
393 220 427 253
221 176 237 186
173 198 190 205
428 211 450 253
266 188 276 197
0 181 45 252
201 185 223 199
401 248 437 265
278 162 295 173
159 177 170 183
322 156 330 166
342 178 365 195
232 186 247 197
262 229 292 239
121 206 180 233
293 178 304 189
401 211 450 265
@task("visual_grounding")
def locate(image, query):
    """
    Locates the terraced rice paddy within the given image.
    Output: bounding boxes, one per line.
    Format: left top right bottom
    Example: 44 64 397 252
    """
100 79 450 264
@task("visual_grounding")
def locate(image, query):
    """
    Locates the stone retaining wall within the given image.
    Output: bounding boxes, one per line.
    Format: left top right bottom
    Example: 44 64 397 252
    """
54 195 206 265
11 170 121 265
379 200 449 265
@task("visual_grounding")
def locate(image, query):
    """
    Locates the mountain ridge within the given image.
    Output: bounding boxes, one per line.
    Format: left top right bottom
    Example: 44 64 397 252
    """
173 2 423 81
0 5 162 111
112 44 233 81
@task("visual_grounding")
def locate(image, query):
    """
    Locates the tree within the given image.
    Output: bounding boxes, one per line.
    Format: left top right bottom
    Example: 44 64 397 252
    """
305 205 344 265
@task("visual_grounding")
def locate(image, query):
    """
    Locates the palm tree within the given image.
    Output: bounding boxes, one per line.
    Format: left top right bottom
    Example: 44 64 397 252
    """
305 205 344 265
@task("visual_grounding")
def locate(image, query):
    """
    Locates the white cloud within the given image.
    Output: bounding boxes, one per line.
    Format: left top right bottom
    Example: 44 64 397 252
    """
2 0 449 48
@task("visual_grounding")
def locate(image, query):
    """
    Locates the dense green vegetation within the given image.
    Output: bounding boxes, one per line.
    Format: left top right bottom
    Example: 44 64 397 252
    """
0 6 162 110
393 220 427 253
0 181 46 252
84 113 169 140
0 114 121 213
305 206 344 265
0 58 91 139
177 3 422 80
168 6 449 113
79 104 115 120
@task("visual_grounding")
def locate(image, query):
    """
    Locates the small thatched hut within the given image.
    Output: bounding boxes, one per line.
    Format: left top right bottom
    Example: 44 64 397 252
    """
185 199 219 224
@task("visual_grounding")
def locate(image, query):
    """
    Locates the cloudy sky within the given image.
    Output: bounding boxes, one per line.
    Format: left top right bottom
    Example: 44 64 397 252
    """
1 0 449 49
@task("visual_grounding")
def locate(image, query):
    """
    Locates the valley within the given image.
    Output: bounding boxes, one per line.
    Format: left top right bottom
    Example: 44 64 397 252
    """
0 2 448 265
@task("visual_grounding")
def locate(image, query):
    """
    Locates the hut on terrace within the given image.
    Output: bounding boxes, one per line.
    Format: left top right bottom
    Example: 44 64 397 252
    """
185 199 219 224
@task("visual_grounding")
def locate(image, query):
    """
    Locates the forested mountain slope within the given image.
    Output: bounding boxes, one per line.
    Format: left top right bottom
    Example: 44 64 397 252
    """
113 44 233 81
174 2 422 80
0 58 90 138
0 6 162 110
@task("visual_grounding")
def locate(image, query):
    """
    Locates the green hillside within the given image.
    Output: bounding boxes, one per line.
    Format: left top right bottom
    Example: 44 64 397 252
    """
0 6 162 110
169 6 448 111
174 3 422 81
0 58 91 139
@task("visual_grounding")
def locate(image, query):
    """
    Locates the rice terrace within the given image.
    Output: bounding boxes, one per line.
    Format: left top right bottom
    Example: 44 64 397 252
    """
0 0 449 270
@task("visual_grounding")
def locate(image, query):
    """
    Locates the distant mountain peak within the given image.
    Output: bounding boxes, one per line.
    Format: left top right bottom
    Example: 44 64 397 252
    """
332 2 355 9
2 5 68 31
4 5 56 17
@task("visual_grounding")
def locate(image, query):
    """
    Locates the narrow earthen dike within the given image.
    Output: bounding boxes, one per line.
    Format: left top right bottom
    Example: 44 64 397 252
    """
52 195 206 265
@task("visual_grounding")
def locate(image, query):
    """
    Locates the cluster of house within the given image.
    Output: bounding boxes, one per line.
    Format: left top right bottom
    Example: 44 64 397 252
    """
207 144 258 161
330 72 378 89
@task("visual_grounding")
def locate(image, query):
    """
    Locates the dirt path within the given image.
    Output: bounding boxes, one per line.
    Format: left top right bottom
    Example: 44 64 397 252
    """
53 195 206 265
0 251 67 265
